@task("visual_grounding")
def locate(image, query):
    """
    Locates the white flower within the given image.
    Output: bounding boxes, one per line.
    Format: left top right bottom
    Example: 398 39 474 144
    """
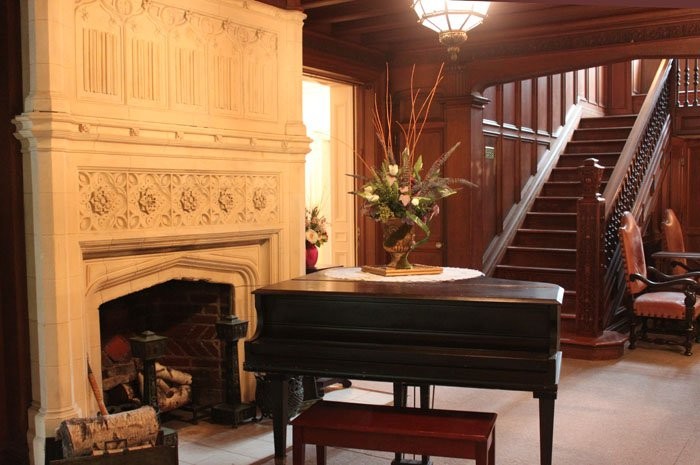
388 164 399 176
306 229 319 244
368 194 380 202
363 185 374 194
411 197 420 206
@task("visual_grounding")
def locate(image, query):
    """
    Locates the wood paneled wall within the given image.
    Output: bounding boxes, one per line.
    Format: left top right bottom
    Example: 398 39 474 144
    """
479 67 605 259
367 63 606 268
659 137 700 252
678 140 700 251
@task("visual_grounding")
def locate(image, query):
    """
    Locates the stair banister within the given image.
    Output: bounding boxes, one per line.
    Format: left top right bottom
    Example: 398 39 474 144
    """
574 59 674 345
602 59 673 221
600 59 672 265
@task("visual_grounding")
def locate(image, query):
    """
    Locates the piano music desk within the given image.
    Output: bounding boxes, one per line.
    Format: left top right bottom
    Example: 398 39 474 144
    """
291 400 496 465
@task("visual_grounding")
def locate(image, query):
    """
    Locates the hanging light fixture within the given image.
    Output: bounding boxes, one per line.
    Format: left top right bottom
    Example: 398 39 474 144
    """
412 0 490 61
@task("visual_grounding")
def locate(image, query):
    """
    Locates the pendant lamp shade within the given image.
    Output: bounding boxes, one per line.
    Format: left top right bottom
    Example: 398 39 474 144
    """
412 1 490 60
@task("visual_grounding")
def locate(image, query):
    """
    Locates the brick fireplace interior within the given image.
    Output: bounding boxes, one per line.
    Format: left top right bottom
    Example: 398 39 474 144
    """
99 279 233 413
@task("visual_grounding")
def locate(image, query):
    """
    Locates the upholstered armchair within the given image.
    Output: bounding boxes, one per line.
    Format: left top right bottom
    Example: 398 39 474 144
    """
619 211 700 355
661 208 700 274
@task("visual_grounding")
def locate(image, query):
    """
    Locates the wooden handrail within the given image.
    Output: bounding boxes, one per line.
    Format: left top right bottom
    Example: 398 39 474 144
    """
602 59 673 220
601 60 673 264
575 59 674 338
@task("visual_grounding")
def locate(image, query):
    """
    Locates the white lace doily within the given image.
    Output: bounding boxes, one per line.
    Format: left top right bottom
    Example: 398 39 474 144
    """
319 266 483 282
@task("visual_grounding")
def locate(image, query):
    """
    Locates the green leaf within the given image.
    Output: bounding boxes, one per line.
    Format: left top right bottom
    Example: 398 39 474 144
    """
405 211 431 249
413 156 423 175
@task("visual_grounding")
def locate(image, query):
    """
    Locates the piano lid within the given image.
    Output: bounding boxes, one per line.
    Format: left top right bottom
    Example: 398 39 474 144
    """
254 271 564 306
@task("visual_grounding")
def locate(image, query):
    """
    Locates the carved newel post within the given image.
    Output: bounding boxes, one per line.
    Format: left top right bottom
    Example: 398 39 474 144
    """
129 330 168 412
576 158 605 337
211 314 256 427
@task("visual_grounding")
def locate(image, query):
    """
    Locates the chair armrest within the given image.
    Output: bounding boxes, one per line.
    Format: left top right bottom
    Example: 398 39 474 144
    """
652 251 700 273
651 251 700 260
631 272 699 293
671 261 700 273
647 266 700 282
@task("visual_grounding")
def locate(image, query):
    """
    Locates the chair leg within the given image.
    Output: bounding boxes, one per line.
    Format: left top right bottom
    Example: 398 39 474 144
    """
316 445 326 465
292 441 306 465
684 340 693 356
684 325 694 356
640 319 649 340
628 316 638 350
293 428 304 465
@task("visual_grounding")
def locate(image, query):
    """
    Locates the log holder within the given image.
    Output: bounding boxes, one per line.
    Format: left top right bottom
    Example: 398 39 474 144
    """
129 330 168 414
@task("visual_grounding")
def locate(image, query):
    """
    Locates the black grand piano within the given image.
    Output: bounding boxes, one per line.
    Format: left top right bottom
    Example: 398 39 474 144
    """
244 271 563 465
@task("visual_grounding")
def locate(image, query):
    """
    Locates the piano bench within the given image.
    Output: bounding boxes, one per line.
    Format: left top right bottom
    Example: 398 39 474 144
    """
291 400 496 465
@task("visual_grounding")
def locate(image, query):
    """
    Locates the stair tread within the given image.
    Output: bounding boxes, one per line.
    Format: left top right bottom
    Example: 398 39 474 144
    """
560 151 620 155
580 114 636 120
567 138 627 143
553 165 614 169
527 211 576 215
542 181 607 189
495 264 576 273
576 125 633 130
507 245 575 252
517 228 576 234
560 154 621 159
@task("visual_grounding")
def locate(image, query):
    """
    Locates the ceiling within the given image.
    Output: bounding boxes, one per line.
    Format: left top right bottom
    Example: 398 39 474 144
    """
259 1 699 60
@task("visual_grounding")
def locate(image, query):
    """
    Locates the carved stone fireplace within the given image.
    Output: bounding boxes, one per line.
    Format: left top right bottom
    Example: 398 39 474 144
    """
14 1 307 464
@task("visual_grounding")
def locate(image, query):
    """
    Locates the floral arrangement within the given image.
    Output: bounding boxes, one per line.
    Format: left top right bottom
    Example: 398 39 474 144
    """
352 64 476 247
305 206 329 247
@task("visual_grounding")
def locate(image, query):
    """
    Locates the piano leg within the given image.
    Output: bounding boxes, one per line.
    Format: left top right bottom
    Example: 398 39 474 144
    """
535 391 556 465
270 374 290 464
391 383 432 465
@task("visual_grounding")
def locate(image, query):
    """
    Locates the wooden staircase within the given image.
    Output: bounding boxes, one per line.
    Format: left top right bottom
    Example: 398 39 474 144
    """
493 114 637 335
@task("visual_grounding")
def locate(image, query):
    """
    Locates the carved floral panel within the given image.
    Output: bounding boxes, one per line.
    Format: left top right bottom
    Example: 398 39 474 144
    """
79 169 279 231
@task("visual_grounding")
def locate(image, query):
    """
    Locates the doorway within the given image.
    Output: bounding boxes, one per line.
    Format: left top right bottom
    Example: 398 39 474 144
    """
302 78 356 267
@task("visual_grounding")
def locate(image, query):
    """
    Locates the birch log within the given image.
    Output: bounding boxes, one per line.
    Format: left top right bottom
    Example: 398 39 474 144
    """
56 406 159 458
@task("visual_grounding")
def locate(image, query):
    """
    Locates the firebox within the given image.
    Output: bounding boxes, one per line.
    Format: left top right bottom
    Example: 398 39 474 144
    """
99 280 232 414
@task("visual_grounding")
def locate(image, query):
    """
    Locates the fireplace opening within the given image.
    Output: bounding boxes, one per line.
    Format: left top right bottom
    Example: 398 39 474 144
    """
98 279 233 415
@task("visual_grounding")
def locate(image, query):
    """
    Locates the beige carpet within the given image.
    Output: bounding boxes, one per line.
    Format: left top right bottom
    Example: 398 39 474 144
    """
250 343 700 465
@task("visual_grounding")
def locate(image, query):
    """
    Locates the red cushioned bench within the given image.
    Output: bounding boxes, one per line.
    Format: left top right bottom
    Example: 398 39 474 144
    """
291 400 497 465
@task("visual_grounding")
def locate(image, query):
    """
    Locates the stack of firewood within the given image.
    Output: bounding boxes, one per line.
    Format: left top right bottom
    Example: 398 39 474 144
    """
101 335 140 411
101 334 192 413
56 406 160 458
138 362 193 412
